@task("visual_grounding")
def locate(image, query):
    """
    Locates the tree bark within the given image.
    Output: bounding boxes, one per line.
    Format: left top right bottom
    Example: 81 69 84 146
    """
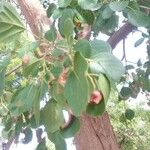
74 113 119 150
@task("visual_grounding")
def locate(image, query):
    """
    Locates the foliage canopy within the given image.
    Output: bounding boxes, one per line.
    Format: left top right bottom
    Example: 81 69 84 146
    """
0 0 150 149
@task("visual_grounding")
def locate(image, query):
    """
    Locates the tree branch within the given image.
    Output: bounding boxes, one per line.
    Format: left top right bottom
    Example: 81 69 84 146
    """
107 22 136 49
5 64 22 77
17 0 52 39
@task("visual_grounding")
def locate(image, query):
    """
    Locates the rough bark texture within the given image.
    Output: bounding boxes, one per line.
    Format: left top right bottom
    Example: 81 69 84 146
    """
74 113 119 150
17 0 52 38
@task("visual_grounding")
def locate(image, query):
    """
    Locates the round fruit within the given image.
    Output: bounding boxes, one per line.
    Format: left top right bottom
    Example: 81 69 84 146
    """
58 69 67 85
89 90 103 104
22 54 30 65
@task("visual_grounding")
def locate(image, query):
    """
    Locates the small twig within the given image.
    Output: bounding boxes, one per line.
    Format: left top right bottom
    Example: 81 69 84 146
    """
5 64 22 77
121 39 127 61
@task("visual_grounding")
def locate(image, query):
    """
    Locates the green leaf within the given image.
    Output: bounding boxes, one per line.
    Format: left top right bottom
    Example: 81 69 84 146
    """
101 14 119 33
52 8 62 20
97 74 110 102
0 69 6 96
51 82 66 105
127 10 150 27
125 65 134 70
102 6 114 19
15 119 23 136
64 71 89 116
0 54 10 71
36 138 55 150
76 7 95 25
137 59 142 67
58 8 74 37
33 81 48 126
74 52 88 75
18 42 38 57
61 118 80 138
119 114 126 123
41 101 64 133
125 109 135 120
48 131 67 150
86 100 105 116
92 13 105 36
73 39 91 58
51 61 63 78
90 40 111 56
47 3 56 18
64 52 89 116
23 59 41 78
134 38 144 47
9 84 39 116
78 0 101 10
63 18 74 39
0 2 25 42
36 140 47 150
109 1 129 12
120 87 132 97
58 0 72 8
91 52 125 82
45 25 57 42
0 55 10 96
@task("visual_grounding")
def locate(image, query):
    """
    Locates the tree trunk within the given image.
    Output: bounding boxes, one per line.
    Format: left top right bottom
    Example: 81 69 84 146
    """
74 112 120 150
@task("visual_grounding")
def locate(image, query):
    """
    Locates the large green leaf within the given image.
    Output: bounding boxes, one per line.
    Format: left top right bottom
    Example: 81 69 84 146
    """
41 101 64 133
48 131 66 150
86 100 105 116
23 58 41 78
102 6 114 19
90 39 111 56
78 0 101 10
97 74 110 102
64 52 89 116
61 117 80 138
33 81 48 126
47 3 56 18
0 69 5 97
91 52 125 82
58 8 74 37
0 2 25 42
0 54 10 96
63 18 74 39
64 71 89 116
51 82 66 105
58 0 72 8
127 10 150 27
74 52 88 75
73 39 91 58
109 1 129 12
76 6 95 25
44 25 57 42
18 42 38 58
9 84 39 116
0 54 10 71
